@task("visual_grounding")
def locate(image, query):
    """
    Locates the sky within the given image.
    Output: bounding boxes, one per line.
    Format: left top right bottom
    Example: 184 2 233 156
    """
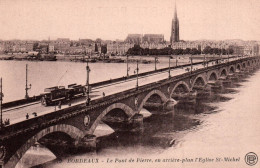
0 0 259 41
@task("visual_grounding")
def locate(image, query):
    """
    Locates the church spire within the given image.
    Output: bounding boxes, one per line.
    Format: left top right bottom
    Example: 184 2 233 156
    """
174 0 177 19
170 0 180 44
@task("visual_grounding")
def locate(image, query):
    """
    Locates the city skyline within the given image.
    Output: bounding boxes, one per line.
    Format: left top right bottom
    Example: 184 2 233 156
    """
0 0 259 41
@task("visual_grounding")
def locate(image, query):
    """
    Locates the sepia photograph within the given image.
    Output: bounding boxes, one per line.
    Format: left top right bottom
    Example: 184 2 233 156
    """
0 0 259 167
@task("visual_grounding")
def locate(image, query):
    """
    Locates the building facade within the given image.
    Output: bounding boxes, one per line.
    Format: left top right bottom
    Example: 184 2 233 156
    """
143 34 164 43
125 34 143 44
107 42 134 55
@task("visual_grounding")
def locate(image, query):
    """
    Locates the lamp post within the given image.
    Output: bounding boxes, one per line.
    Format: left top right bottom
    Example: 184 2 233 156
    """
25 64 31 99
83 49 86 62
136 60 139 88
127 55 129 77
228 49 229 63
203 54 206 68
190 55 193 73
0 78 3 127
202 46 206 68
220 46 222 63
155 57 158 70
168 56 171 78
207 58 209 68
175 55 178 67
86 61 91 105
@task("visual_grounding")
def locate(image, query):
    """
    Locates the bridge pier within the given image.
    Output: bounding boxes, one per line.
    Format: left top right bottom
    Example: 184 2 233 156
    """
248 67 254 72
193 86 211 98
128 114 144 133
143 102 164 114
75 134 97 152
252 67 258 72
240 70 248 77
243 68 252 74
163 98 178 111
207 81 222 92
225 66 257 85
172 91 197 106
173 91 202 114
218 76 232 87
102 114 144 133
227 73 239 82
143 98 177 114
249 66 258 74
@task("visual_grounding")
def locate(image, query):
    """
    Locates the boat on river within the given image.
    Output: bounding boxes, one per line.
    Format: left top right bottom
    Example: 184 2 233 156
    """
41 54 57 61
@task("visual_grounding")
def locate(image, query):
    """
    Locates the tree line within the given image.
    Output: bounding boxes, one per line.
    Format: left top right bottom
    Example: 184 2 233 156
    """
126 45 234 56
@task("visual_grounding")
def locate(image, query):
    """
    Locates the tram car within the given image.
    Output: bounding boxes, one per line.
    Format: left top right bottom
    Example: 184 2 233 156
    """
67 83 86 99
40 83 86 106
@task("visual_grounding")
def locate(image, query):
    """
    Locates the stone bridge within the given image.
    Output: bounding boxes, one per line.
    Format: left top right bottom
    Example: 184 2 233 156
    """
0 57 259 168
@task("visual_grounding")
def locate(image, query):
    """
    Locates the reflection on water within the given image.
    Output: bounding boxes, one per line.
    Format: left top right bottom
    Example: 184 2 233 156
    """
16 144 55 168
14 68 260 168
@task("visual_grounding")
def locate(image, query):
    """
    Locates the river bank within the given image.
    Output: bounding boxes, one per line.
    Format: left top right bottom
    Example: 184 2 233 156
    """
0 54 233 64
0 54 155 64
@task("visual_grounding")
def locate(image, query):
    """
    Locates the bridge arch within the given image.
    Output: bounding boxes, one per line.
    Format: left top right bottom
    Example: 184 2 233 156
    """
220 68 227 77
236 63 241 71
229 65 235 74
170 81 190 97
88 103 135 134
138 89 168 112
5 124 84 168
208 71 218 81
251 60 254 67
247 60 251 66
191 74 207 89
242 62 247 69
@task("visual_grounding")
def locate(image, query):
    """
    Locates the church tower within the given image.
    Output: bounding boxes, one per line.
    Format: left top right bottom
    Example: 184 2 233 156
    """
170 1 179 44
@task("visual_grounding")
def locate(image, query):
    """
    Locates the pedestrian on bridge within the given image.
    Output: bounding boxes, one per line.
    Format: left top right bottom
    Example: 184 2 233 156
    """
103 92 105 97
26 113 29 119
4 118 10 125
58 101 62 109
86 97 91 106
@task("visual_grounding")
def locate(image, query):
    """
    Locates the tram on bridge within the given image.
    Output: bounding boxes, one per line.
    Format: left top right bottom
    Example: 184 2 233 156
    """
40 83 86 106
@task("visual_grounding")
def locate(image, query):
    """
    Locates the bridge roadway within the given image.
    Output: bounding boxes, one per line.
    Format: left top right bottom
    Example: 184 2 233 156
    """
2 57 238 126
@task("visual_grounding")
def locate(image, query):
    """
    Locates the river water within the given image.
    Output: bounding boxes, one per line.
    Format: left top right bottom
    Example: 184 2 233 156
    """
0 57 185 103
0 59 259 168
